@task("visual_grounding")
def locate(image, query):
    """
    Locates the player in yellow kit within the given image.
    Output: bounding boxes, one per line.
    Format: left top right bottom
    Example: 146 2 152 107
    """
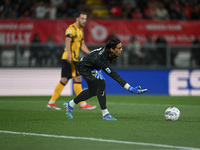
47 12 96 110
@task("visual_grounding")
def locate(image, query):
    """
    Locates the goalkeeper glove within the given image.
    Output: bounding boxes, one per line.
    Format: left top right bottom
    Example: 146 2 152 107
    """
128 86 147 94
91 69 105 80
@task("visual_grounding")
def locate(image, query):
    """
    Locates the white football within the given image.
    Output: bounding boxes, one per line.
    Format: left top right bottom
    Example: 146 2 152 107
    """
165 107 181 121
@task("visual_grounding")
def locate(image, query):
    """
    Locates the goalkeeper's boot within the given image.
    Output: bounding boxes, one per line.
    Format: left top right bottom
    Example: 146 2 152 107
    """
103 113 117 121
63 101 73 119
47 103 61 110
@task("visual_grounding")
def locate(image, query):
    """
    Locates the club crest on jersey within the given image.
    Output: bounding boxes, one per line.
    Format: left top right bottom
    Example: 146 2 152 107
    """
105 67 111 73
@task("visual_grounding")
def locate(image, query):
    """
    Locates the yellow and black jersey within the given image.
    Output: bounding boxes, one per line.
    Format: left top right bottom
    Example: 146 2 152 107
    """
62 23 84 62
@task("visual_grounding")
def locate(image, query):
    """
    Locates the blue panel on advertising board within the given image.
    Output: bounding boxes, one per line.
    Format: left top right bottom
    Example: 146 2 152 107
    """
79 69 200 96
81 69 169 95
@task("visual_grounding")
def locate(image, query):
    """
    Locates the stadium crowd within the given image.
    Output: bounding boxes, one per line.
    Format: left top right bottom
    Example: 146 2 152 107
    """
106 0 200 20
0 0 200 68
0 0 200 20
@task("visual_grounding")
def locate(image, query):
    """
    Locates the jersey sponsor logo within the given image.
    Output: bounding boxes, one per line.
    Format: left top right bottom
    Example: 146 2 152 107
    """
105 67 111 73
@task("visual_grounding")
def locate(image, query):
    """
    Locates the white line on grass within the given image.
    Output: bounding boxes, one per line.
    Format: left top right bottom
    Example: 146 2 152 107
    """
0 130 199 150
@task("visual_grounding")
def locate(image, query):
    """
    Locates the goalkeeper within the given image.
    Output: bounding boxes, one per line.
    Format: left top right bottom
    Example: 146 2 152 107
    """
64 37 147 120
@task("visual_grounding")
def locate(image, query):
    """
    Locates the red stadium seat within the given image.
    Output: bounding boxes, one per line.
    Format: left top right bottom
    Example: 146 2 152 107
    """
110 6 122 17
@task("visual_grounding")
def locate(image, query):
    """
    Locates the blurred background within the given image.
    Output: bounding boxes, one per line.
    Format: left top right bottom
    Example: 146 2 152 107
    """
0 0 200 69
0 0 200 96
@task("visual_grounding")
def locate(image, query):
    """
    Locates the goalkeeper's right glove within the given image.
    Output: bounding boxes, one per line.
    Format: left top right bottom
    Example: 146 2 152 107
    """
91 69 105 80
128 86 147 94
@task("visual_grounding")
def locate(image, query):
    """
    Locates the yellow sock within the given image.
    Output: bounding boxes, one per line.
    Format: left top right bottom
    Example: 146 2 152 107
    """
50 82 65 102
73 82 85 104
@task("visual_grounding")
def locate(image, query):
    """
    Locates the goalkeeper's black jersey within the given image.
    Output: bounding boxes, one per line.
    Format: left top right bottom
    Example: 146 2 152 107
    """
78 47 127 87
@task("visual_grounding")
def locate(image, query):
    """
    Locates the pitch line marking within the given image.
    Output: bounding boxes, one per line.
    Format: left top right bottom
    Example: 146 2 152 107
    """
0 130 200 150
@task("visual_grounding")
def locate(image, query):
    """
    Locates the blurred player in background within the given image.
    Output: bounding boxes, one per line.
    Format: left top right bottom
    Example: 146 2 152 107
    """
63 37 147 120
47 11 96 110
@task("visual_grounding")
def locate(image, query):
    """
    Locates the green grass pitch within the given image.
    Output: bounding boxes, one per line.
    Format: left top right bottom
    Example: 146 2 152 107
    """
0 95 200 150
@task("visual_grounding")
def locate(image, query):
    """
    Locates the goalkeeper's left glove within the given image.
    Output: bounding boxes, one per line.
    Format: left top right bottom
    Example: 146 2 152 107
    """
91 69 105 80
128 85 147 94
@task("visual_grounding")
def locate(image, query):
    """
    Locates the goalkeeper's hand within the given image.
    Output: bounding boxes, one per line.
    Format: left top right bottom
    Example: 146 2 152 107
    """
91 69 105 80
128 86 147 94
